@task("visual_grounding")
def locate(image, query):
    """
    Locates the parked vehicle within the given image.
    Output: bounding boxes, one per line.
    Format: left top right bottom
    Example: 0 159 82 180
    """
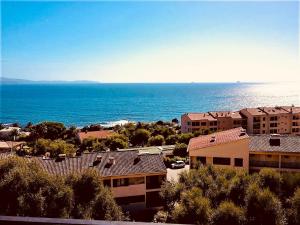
171 160 185 169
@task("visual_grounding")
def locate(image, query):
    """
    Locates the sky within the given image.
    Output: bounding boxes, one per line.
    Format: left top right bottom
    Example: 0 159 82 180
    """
1 1 300 83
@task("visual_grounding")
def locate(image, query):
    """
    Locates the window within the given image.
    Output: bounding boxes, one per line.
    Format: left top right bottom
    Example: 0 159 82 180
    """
192 122 200 126
197 156 206 165
234 158 243 167
263 117 266 121
113 177 144 187
270 116 278 121
187 122 190 126
146 175 165 189
113 178 129 187
115 195 145 205
201 122 207 126
270 123 277 127
129 177 144 185
213 157 230 165
103 179 111 187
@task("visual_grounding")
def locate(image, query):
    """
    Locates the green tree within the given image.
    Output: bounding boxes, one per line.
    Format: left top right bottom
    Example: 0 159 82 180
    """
0 157 73 218
290 188 300 225
165 134 178 145
148 135 165 146
35 138 76 157
108 137 128 151
258 168 282 195
178 133 194 145
210 201 246 225
30 122 66 140
130 129 150 146
171 187 212 225
66 169 123 220
173 143 188 157
245 184 286 225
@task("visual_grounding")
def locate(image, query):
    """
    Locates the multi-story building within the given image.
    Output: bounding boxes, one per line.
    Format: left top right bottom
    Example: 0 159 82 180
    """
249 134 300 172
188 127 300 172
181 113 218 133
281 106 300 135
188 127 250 170
36 151 167 209
239 108 268 134
182 105 299 135
208 111 245 131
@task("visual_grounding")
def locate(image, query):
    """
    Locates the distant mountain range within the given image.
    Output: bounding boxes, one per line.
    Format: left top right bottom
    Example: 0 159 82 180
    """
1 77 100 84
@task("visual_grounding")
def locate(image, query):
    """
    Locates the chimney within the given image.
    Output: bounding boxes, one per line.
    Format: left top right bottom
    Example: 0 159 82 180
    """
58 154 66 159
96 155 102 162
108 156 115 165
134 155 141 164
239 129 246 136
269 134 280 146
210 136 216 142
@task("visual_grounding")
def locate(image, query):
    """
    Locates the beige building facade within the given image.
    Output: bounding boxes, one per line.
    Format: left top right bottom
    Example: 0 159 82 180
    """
188 128 250 170
188 128 300 173
181 113 218 133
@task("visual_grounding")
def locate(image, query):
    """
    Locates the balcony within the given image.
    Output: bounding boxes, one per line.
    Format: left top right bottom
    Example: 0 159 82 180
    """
250 160 279 168
281 162 300 169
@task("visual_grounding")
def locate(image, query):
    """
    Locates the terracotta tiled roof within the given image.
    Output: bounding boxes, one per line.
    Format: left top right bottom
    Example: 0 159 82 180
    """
241 108 267 116
78 130 115 142
186 113 217 121
35 151 166 177
249 135 300 153
209 111 242 119
259 107 289 115
188 127 249 151
281 106 300 114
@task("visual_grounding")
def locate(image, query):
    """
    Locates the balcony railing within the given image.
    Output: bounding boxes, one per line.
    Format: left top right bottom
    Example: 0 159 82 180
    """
281 162 300 169
250 160 279 168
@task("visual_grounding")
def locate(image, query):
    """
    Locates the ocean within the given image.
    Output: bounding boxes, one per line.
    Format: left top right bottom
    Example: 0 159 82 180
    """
1 82 299 127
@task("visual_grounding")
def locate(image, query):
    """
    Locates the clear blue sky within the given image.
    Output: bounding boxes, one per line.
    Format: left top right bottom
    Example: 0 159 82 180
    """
2 1 299 82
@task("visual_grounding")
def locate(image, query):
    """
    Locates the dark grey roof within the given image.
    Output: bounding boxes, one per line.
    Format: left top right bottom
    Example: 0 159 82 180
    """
249 135 300 153
35 151 166 177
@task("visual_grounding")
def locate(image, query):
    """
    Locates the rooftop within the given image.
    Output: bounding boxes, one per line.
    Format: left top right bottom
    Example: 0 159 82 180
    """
241 108 267 116
209 111 242 119
188 127 249 151
185 113 217 121
77 130 115 142
259 107 290 115
35 151 166 177
117 145 175 155
249 135 300 153
281 106 300 114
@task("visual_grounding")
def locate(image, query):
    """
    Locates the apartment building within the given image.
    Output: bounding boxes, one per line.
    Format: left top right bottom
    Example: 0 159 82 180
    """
281 106 300 135
208 111 245 131
187 127 300 172
181 113 218 133
188 127 250 170
36 151 167 209
182 105 299 135
249 134 300 172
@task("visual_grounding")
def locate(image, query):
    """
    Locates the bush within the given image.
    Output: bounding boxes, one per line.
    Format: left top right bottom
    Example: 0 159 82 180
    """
178 133 194 144
148 135 165 146
130 129 150 146
173 143 188 157
165 134 178 145
171 187 212 225
245 184 286 225
210 201 246 225
34 138 76 158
